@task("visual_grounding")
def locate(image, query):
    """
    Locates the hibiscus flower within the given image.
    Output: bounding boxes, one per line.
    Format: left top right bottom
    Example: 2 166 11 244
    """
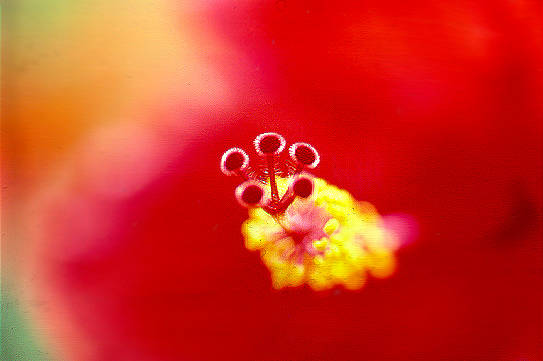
12 0 542 360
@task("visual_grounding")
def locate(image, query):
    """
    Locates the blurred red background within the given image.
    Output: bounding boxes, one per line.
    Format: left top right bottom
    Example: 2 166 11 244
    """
6 0 542 360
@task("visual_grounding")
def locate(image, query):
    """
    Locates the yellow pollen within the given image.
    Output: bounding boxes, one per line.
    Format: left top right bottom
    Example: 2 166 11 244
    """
312 238 328 251
323 218 340 235
242 177 400 291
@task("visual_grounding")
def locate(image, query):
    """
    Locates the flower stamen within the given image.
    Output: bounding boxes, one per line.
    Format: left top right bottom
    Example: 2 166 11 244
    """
221 132 413 291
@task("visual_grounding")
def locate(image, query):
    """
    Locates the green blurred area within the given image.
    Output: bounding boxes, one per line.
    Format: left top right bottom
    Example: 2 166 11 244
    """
3 4 56 360
1 9 49 352
1 285 52 361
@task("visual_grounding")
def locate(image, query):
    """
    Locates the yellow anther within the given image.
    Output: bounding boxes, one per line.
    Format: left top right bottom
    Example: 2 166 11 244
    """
312 238 328 252
323 218 340 235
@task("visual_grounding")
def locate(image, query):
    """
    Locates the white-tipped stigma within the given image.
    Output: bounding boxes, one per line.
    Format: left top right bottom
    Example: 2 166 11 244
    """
254 132 286 156
289 142 320 169
235 181 269 208
290 173 315 199
220 147 250 176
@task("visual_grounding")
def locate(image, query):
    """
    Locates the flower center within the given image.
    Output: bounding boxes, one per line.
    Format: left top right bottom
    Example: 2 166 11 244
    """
221 132 407 291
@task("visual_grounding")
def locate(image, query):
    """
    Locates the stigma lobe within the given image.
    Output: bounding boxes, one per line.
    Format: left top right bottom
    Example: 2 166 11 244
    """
220 133 319 214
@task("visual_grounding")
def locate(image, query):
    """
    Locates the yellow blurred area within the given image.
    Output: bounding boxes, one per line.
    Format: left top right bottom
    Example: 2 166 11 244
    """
3 4 236 357
4 0 230 186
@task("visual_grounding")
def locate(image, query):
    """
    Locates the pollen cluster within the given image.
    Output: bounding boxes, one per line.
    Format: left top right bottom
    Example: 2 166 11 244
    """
243 178 400 290
220 132 403 291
